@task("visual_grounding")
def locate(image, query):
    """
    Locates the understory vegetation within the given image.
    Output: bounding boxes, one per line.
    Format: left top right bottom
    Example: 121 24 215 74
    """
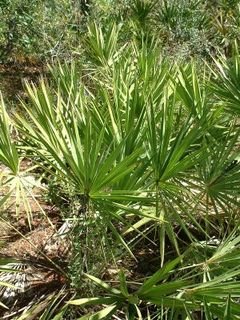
0 0 240 319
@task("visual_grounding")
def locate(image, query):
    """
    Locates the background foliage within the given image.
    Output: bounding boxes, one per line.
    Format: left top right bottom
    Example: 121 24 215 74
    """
1 0 240 63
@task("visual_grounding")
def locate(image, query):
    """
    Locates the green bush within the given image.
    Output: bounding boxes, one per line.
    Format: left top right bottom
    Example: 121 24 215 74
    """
0 0 86 63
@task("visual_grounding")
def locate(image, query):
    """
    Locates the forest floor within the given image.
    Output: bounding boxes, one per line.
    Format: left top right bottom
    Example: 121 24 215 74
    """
0 63 46 102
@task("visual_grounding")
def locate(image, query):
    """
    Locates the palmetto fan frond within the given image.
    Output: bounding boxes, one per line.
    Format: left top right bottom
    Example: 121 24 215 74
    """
0 262 65 303
0 220 72 310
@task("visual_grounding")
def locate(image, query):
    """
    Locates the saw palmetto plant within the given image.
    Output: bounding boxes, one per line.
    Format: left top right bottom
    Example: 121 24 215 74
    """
0 8 240 319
